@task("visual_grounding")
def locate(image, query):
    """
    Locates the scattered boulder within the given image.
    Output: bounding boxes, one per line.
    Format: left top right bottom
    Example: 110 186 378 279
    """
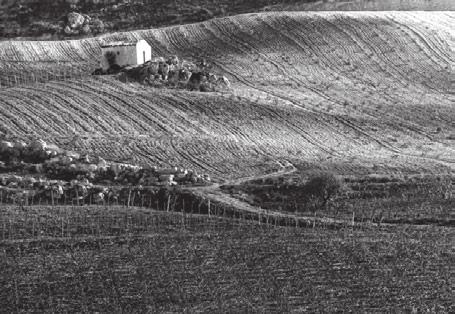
63 12 94 36
0 138 212 205
29 139 47 152
67 12 85 30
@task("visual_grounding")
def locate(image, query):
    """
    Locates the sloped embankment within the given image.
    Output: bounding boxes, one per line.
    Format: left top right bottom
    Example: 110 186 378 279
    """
0 12 454 178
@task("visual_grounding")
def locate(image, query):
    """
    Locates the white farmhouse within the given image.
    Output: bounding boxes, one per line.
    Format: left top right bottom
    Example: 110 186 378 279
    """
100 39 152 70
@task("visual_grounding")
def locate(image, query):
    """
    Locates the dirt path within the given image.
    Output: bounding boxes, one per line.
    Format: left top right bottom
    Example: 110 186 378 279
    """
185 160 455 228
184 160 354 227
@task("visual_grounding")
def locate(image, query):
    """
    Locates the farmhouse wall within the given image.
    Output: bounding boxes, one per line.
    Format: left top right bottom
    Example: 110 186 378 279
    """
100 45 137 70
100 40 151 70
136 40 152 65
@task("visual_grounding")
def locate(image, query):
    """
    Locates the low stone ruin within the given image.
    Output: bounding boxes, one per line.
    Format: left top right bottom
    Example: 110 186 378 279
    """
94 55 231 92
0 139 211 205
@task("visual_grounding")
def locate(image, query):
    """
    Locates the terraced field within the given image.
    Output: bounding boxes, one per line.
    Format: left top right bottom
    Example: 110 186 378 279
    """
0 12 454 180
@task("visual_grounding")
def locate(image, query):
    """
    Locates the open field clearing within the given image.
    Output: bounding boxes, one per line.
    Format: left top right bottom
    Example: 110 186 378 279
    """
0 205 454 312
0 12 454 180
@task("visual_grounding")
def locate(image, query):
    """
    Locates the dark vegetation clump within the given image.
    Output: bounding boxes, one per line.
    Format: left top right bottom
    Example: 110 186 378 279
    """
222 171 344 213
0 0 313 38
302 171 343 210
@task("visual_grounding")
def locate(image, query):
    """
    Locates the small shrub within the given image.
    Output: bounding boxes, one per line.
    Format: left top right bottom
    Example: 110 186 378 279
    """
301 171 343 211
91 18 105 34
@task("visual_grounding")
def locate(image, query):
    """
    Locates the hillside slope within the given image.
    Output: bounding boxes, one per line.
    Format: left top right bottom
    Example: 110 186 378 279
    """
265 0 455 11
0 11 454 179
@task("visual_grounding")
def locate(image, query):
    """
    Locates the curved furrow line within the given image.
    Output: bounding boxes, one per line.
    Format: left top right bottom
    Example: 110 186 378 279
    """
1 89 55 129
79 81 160 133
170 139 223 175
327 17 445 138
0 97 42 136
137 91 207 137
251 102 341 158
228 15 365 111
394 12 454 66
134 90 201 137
223 58 403 155
282 15 352 77
160 26 193 56
209 18 294 77
203 19 393 156
0 89 67 136
164 92 236 138
170 19 243 63
267 15 389 110
339 16 426 89
182 92 267 146
3 87 74 136
132 91 195 137
372 16 450 89
323 16 410 87
55 80 151 134
135 97 183 135
369 18 448 91
41 82 110 134
10 84 91 131
206 17 335 106
326 17 442 137
76 39 101 61
209 59 360 153
414 15 455 65
361 15 440 88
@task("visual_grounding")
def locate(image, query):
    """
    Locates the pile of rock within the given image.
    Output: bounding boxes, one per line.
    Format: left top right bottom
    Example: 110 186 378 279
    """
0 139 211 188
64 12 91 35
0 139 61 164
95 55 231 92
62 12 104 36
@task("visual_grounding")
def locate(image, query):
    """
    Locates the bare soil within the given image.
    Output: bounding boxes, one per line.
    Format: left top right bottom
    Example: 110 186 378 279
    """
1 205 454 313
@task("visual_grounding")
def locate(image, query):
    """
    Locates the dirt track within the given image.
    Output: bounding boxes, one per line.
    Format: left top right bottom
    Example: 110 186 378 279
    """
0 12 454 180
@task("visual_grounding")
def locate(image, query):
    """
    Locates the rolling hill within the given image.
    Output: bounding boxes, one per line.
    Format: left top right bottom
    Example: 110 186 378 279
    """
1 0 454 38
0 11 454 180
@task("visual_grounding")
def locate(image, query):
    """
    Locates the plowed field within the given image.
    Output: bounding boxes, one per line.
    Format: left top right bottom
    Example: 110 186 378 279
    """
1 12 454 179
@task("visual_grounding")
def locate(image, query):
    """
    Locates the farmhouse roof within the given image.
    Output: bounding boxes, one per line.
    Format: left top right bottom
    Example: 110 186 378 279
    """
100 41 138 48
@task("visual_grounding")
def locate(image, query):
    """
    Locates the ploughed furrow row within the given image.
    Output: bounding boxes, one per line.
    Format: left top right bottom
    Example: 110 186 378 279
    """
362 16 449 91
72 81 163 134
13 83 98 132
284 12 452 142
395 12 454 66
213 60 398 156
53 80 153 135
37 82 110 134
347 16 437 91
0 11 454 177
230 15 343 91
206 18 352 156
328 16 413 88
321 18 442 137
223 15 404 152
0 91 67 136
214 57 397 157
0 95 47 135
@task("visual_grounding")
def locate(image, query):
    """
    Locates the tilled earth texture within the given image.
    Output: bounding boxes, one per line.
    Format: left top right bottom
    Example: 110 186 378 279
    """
0 12 454 180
